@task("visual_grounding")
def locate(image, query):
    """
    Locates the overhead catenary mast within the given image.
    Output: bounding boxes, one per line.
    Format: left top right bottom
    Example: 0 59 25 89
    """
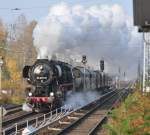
100 60 104 87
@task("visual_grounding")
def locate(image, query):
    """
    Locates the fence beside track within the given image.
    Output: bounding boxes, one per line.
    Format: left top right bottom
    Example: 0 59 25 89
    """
3 105 73 135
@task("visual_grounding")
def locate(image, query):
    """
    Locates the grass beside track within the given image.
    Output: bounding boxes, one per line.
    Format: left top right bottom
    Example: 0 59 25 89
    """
104 88 150 135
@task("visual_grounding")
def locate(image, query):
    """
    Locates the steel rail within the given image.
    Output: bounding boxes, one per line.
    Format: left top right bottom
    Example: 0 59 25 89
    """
3 105 72 135
57 91 117 135
29 90 117 135
3 112 35 127
5 105 22 116
87 90 126 135
3 89 119 135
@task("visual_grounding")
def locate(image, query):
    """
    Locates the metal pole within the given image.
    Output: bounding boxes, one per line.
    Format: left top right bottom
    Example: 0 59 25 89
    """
15 123 18 134
0 57 3 135
27 120 29 128
118 67 121 89
82 55 87 90
35 117 38 127
115 76 118 89
119 77 120 89
84 65 85 90
102 72 103 87
0 106 3 135
143 40 146 92
44 114 46 122
0 66 1 98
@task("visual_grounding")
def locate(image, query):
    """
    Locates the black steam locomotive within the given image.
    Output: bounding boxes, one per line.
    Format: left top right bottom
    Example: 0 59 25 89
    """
23 59 112 112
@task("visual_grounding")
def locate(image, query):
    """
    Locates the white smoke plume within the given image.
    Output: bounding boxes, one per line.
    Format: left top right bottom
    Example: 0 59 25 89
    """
22 103 32 112
33 3 142 79
64 91 101 109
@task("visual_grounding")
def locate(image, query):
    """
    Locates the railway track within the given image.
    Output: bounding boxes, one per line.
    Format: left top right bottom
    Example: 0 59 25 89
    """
24 88 129 135
1 104 21 110
2 105 44 134
4 105 22 116
3 111 35 128
34 89 118 135
57 94 117 135
2 90 111 135
3 112 45 135
3 106 67 135
2 88 130 135
33 88 129 135
3 104 34 129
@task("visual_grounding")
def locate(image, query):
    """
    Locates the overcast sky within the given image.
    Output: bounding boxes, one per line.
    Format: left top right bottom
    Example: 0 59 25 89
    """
0 0 133 23
0 0 140 80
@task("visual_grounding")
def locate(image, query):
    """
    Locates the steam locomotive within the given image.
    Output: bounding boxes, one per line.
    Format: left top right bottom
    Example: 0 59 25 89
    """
23 59 112 112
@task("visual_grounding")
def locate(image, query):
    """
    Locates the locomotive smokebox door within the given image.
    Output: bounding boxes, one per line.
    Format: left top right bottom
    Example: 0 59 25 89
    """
133 0 150 31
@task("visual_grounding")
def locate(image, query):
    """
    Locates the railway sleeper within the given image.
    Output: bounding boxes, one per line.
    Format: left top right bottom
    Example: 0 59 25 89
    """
67 116 79 120
59 121 71 125
73 112 84 116
47 127 62 131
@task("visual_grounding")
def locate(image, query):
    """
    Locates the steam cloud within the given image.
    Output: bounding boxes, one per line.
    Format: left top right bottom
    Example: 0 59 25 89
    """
22 103 32 112
33 3 142 79
64 91 101 109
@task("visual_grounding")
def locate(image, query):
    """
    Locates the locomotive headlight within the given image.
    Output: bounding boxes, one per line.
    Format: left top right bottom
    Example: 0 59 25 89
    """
28 92 32 97
50 92 54 96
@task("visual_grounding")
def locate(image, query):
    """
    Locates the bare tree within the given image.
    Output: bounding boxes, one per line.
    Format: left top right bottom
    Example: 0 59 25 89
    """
9 16 37 68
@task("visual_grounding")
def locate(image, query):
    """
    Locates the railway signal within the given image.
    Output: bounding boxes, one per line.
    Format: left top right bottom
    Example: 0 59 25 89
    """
100 60 104 87
100 60 104 72
82 55 87 65
133 0 150 32
82 55 87 90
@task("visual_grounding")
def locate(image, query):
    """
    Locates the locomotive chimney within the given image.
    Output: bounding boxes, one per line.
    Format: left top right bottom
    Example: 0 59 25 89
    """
37 55 49 60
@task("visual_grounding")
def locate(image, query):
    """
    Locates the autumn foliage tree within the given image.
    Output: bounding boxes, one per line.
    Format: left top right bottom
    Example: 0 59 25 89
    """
0 15 37 104
10 15 37 67
0 19 10 80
